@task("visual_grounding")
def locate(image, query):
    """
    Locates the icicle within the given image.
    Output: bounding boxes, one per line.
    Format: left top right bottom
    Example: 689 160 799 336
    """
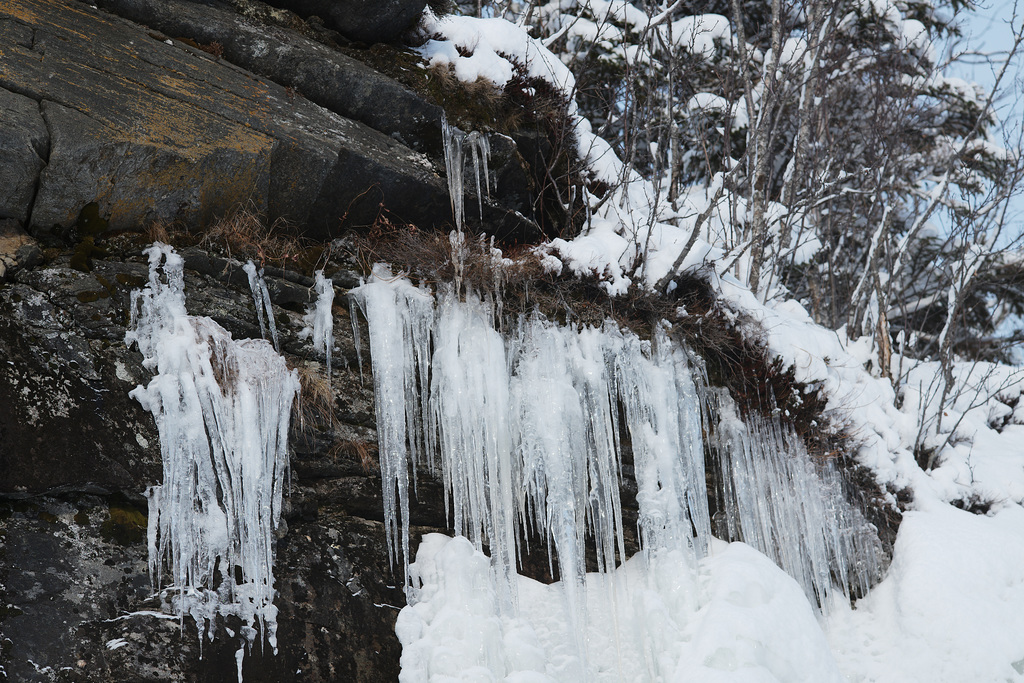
127 244 299 680
707 392 883 610
429 285 520 612
442 115 466 233
511 318 592 664
243 261 268 340
466 130 491 222
243 261 280 352
442 115 491 231
450 230 466 295
301 270 335 376
350 293 364 383
349 265 435 585
352 271 719 674
354 267 886 677
613 325 711 560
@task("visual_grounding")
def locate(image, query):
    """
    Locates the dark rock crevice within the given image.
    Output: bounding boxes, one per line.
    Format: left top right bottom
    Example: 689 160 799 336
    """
21 97 50 225
0 87 48 225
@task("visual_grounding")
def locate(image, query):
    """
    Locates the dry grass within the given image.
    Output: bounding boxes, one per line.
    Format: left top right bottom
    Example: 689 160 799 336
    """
138 203 328 275
351 213 551 300
145 218 173 245
294 364 336 432
199 203 307 269
329 438 379 474
426 63 522 132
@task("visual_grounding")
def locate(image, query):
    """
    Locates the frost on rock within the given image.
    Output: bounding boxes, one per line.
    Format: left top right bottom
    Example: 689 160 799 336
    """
243 260 280 352
126 244 299 669
300 270 335 376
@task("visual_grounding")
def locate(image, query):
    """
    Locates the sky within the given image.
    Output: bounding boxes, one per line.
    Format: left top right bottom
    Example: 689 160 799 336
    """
954 0 1024 231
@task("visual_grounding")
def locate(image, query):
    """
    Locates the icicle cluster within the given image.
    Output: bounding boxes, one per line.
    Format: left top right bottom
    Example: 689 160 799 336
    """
300 270 335 376
127 244 299 674
708 395 883 606
441 115 491 233
351 267 712 664
352 270 884 619
243 260 280 352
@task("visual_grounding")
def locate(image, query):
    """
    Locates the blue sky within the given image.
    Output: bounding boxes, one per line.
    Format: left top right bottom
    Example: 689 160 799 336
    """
954 0 1024 231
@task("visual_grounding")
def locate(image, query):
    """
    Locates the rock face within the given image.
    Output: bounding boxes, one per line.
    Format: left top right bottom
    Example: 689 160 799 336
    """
92 0 443 153
0 0 542 243
0 89 47 225
0 0 449 240
0 238 453 682
263 0 428 43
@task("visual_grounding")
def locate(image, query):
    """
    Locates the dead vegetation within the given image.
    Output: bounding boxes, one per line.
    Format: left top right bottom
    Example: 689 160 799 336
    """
329 438 379 474
426 64 523 132
138 203 329 275
348 216 856 462
293 363 336 433
198 203 306 266
292 363 380 473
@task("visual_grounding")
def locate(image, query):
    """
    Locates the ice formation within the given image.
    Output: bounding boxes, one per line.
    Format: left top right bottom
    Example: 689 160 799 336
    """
441 115 491 232
707 394 883 607
243 260 280 352
352 268 884 678
126 244 299 673
300 270 335 376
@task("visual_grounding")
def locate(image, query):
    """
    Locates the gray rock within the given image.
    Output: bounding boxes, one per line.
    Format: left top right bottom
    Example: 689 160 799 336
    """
1 0 456 241
0 220 43 281
0 88 47 224
93 0 443 152
0 266 161 493
0 493 413 683
31 100 274 238
88 0 544 242
0 243 444 682
264 0 427 43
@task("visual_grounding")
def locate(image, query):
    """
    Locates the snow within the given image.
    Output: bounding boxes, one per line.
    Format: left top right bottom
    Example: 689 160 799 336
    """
398 534 844 683
773 37 808 67
828 504 1024 681
105 638 129 651
402 507 1024 682
670 14 732 60
418 12 576 92
687 92 730 113
126 244 299 674
403 6 1024 682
